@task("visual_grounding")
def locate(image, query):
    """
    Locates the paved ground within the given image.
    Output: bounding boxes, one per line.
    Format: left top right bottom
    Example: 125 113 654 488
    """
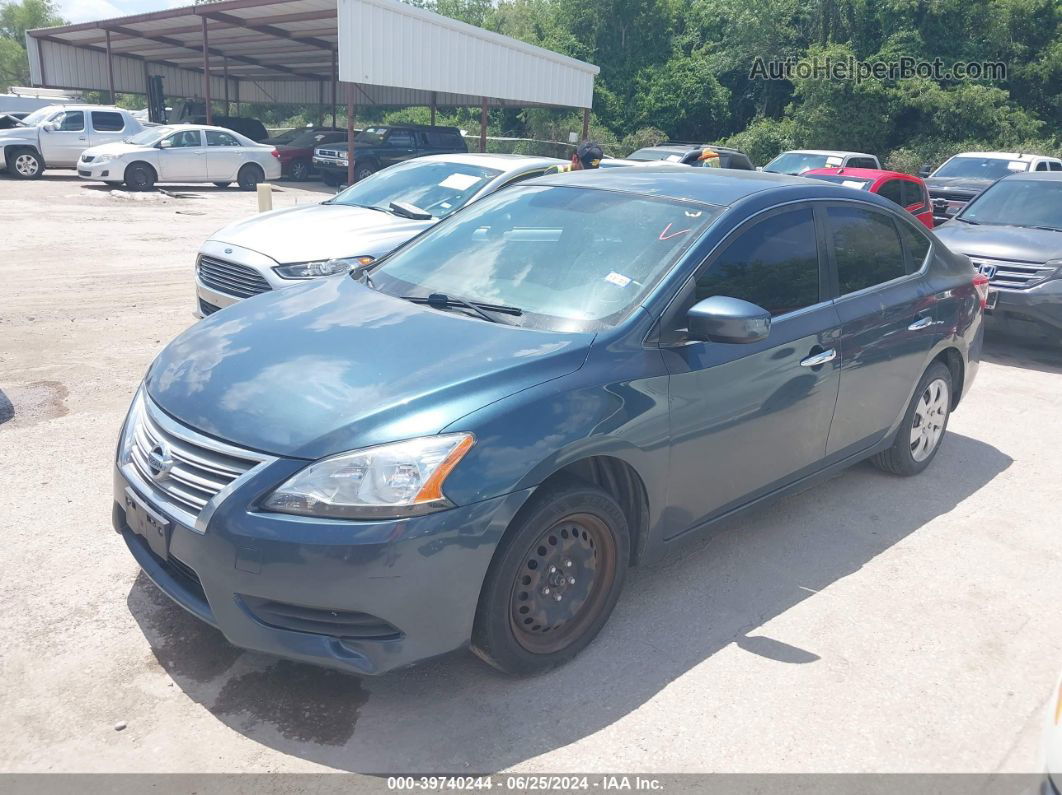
1 172 1060 775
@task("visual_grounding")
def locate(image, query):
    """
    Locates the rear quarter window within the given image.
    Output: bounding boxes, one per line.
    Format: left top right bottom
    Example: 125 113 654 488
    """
91 111 125 132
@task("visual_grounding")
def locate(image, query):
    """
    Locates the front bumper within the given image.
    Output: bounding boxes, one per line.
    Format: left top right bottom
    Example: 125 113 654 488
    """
77 160 117 181
985 279 1062 340
313 157 347 177
193 240 290 318
113 453 532 675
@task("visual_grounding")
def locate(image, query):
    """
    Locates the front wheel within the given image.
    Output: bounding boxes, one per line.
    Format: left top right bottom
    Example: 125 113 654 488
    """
9 147 43 179
124 162 156 191
355 163 376 182
237 163 264 191
321 173 342 187
471 480 629 675
872 361 953 476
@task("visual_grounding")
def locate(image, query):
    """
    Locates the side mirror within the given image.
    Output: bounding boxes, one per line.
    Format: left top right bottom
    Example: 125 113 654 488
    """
687 296 772 344
918 164 932 178
158 139 173 149
42 121 57 132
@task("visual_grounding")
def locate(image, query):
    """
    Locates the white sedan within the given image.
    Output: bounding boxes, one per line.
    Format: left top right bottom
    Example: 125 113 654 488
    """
77 124 281 191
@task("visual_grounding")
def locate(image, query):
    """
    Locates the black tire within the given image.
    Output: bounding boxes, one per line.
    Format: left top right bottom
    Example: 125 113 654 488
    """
212 181 231 188
8 147 43 179
355 162 376 182
289 159 311 181
872 361 954 476
124 162 156 192
471 480 629 675
237 163 264 191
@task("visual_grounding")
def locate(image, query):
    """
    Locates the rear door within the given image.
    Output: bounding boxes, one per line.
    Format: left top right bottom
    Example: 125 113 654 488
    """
88 110 129 147
157 129 207 181
41 109 87 166
822 202 937 457
662 204 842 532
204 129 245 180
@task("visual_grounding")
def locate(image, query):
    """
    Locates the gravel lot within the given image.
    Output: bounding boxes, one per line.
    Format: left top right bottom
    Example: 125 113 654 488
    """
1 172 1061 775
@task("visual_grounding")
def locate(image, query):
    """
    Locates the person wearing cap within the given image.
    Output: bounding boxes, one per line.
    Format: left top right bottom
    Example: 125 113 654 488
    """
546 140 604 173
691 148 721 168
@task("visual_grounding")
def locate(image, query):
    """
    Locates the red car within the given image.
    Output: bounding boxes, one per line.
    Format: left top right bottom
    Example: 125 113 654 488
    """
263 127 348 181
803 167 935 229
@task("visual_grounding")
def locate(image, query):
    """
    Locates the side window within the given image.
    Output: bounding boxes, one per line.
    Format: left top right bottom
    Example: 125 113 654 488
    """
900 180 926 209
56 111 84 131
827 205 905 294
91 111 124 132
877 179 904 207
499 169 546 189
1050 161 1062 171
847 157 876 169
696 207 820 316
1035 161 1049 171
166 130 202 148
416 131 432 147
387 130 414 148
897 222 931 273
205 130 239 147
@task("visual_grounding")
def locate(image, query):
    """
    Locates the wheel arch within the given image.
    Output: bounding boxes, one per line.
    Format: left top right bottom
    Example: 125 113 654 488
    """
931 346 965 409
124 160 156 182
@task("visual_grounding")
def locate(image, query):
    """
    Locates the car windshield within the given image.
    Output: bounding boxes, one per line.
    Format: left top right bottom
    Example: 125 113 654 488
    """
125 127 172 145
958 179 1062 229
20 107 60 126
369 185 720 332
332 159 502 219
933 156 1029 180
764 152 841 174
356 127 387 144
804 174 874 190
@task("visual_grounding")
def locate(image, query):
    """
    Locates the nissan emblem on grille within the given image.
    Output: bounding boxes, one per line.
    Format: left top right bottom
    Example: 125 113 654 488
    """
146 442 174 481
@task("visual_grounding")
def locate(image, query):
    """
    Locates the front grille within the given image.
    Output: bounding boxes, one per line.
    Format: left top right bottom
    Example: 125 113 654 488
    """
80 154 95 163
127 395 262 518
316 148 343 159
241 595 402 640
969 256 1057 290
197 255 271 299
198 297 221 316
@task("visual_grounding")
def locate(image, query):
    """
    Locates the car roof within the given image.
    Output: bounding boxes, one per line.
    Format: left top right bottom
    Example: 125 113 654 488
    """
949 151 1059 161
415 152 564 171
528 165 819 206
999 171 1062 182
781 149 877 158
803 167 919 181
632 144 746 155
41 104 123 112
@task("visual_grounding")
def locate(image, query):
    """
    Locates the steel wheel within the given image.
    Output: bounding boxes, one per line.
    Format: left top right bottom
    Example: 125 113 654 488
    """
508 512 617 655
909 377 949 462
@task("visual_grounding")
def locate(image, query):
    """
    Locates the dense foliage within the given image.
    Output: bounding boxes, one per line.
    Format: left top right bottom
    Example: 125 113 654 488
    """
0 0 63 91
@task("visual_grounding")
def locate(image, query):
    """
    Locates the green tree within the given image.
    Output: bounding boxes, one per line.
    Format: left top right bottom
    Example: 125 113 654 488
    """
0 0 65 90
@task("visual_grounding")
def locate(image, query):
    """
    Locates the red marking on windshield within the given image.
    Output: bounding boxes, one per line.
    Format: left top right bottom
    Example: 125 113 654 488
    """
659 223 691 240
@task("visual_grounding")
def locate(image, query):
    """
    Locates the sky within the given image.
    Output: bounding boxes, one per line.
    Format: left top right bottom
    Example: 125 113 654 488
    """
55 0 189 24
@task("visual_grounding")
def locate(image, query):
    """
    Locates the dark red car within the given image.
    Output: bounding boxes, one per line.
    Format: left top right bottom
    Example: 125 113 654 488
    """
263 126 348 181
803 167 935 229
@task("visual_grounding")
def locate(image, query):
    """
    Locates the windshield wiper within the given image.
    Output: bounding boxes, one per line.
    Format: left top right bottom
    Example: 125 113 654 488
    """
1028 225 1062 233
954 217 979 224
401 293 523 323
388 201 433 220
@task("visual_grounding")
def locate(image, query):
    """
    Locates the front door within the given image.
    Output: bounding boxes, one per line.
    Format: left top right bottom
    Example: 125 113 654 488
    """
157 129 207 182
822 203 937 457
380 129 416 167
662 205 842 535
41 109 87 166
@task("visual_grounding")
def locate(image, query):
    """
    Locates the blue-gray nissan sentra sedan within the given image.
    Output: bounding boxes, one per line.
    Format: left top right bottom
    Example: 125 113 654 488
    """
114 167 985 676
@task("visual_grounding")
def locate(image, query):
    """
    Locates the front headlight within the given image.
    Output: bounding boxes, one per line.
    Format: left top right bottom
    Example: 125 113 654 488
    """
262 433 474 519
93 154 112 165
273 255 374 279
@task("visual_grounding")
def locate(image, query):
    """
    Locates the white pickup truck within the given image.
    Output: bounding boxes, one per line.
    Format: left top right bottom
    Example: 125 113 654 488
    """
0 104 144 179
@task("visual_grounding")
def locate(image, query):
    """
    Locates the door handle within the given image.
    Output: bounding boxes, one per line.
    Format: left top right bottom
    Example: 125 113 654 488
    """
908 316 933 331
800 348 836 367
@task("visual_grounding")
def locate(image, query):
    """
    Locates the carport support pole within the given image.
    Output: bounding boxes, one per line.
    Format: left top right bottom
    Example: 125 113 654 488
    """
201 17 212 125
223 58 230 116
346 82 356 187
331 50 337 128
582 107 590 141
479 97 488 153
430 91 437 126
105 30 115 104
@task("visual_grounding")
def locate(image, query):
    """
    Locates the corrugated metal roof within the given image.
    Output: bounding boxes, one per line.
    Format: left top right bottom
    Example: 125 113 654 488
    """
26 0 597 109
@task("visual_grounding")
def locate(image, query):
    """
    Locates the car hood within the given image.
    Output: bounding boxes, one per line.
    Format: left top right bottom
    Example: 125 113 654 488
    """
146 275 594 459
0 126 37 142
925 176 994 194
933 222 1062 263
209 203 432 263
84 141 152 157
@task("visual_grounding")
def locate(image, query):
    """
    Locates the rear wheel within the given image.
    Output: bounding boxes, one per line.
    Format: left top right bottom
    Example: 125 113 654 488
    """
237 163 264 191
9 147 43 179
872 361 953 476
471 481 629 675
289 159 311 181
124 162 156 191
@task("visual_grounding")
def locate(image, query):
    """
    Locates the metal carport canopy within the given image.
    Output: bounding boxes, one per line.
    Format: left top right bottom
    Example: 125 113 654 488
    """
25 0 599 110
